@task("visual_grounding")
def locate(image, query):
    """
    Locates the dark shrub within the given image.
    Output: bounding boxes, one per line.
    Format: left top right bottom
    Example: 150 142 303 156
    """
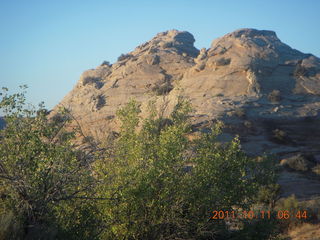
216 58 231 66
294 64 309 77
152 81 173 95
268 90 281 103
117 53 133 61
101 61 111 66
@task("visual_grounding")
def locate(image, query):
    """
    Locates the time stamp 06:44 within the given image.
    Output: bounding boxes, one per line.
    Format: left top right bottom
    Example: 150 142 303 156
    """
211 210 309 220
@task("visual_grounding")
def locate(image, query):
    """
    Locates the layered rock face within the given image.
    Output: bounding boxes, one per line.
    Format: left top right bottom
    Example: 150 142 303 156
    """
56 28 320 141
55 28 320 199
56 29 199 139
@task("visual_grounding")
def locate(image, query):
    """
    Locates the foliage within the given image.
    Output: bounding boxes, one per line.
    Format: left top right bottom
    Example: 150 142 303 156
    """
82 76 103 89
0 210 24 240
117 53 133 62
230 218 283 240
0 87 279 239
0 86 100 239
275 195 302 230
94 98 278 239
101 61 111 66
256 183 281 207
253 156 280 207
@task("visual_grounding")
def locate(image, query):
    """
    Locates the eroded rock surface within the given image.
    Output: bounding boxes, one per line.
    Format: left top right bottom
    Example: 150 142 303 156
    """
54 28 320 200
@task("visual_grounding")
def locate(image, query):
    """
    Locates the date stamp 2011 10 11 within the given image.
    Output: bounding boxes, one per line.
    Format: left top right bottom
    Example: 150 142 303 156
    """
210 210 309 220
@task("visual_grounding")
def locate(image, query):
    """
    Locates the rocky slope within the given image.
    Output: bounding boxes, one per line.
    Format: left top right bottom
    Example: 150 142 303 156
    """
54 28 320 200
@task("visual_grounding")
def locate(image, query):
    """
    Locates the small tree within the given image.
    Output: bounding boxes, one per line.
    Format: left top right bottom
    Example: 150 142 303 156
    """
0 86 100 239
95 98 277 239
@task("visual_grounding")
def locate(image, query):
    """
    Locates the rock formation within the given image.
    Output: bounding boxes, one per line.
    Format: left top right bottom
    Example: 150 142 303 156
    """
54 28 320 200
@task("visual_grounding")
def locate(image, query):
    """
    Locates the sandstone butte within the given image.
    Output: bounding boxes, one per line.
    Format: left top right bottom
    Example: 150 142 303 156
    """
54 28 320 200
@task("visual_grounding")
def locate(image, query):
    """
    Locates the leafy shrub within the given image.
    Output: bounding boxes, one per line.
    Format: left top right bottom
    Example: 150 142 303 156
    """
275 195 303 230
0 86 101 239
94 98 277 239
230 217 282 240
256 184 281 207
0 211 24 240
0 87 279 239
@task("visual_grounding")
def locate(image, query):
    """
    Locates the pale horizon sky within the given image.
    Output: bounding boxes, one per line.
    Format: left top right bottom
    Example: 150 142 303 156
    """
1 0 320 110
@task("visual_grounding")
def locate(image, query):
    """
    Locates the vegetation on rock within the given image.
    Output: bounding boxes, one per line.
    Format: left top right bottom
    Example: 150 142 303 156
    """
0 88 280 239
0 86 102 239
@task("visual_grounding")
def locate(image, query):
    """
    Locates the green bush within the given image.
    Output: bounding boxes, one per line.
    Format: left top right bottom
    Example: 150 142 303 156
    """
0 87 278 239
94 98 277 239
275 195 302 230
0 211 24 240
230 218 282 240
0 86 101 239
256 184 281 207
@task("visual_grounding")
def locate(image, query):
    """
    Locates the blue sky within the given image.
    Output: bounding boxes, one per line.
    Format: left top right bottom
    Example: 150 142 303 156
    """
1 0 319 109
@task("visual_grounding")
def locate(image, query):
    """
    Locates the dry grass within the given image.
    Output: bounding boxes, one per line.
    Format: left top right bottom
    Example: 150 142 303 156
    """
312 165 320 175
288 223 320 240
280 155 311 172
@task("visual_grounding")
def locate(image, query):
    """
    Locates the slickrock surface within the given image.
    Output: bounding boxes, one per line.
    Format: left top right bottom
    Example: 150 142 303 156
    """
54 28 320 200
0 117 5 129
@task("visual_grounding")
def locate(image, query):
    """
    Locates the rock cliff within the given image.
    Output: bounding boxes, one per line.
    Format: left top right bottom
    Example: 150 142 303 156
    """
55 28 320 200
